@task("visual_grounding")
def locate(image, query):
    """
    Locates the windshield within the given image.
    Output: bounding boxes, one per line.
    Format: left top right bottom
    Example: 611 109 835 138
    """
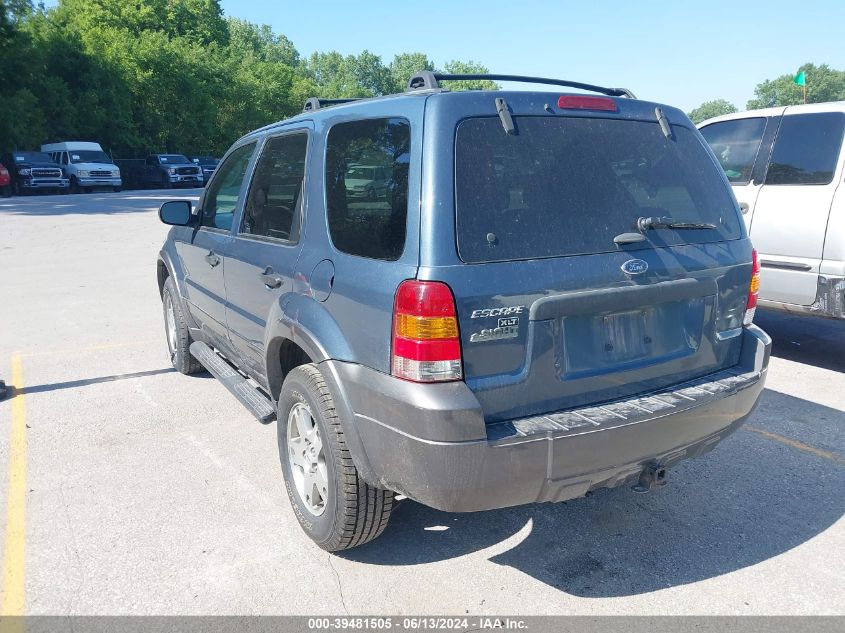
159 154 190 164
14 152 55 164
69 150 112 164
191 156 218 165
455 116 742 263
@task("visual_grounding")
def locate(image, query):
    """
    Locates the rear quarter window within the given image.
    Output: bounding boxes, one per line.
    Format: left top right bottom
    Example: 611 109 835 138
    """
325 117 410 261
765 112 845 185
455 116 742 263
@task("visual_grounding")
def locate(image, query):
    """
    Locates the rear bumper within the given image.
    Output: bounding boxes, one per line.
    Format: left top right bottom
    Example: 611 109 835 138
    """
324 325 771 512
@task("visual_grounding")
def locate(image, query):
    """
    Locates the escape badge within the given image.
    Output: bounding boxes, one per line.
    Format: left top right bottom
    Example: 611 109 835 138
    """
469 305 524 343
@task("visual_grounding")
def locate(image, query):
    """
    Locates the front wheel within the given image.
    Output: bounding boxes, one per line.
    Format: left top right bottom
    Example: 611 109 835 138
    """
162 276 202 375
278 364 393 551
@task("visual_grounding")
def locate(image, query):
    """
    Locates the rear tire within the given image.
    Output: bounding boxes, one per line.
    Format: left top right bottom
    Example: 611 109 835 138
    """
278 364 393 551
162 276 202 375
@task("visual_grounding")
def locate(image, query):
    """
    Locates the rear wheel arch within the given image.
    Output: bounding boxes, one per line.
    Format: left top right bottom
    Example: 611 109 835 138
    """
267 337 313 402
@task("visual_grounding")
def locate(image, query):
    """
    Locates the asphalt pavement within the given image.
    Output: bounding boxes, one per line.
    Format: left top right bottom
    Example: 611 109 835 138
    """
0 190 843 615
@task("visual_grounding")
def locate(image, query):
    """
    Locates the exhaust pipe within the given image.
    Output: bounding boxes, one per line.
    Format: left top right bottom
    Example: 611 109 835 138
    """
631 463 668 494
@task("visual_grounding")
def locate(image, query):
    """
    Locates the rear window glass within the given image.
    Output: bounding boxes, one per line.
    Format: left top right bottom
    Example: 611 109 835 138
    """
455 117 742 263
700 117 766 184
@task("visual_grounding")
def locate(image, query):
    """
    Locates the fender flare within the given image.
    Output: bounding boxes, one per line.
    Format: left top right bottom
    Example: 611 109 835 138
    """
157 244 198 329
264 293 381 487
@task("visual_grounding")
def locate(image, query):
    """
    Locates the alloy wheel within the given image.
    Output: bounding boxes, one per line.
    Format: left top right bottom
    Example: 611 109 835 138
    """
286 402 328 516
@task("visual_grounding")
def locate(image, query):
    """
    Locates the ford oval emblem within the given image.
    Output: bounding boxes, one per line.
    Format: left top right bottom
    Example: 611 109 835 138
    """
621 259 649 275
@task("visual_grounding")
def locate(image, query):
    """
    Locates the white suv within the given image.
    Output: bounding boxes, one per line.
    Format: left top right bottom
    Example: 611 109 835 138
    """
699 102 845 319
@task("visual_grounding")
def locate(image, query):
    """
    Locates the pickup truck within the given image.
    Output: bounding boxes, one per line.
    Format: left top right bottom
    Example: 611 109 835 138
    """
1 151 69 195
138 154 203 189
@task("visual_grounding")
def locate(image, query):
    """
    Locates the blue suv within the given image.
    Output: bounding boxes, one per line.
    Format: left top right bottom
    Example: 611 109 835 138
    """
156 73 771 551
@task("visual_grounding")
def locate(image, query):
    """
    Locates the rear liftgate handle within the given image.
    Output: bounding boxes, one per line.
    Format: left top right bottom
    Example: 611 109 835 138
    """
260 266 283 289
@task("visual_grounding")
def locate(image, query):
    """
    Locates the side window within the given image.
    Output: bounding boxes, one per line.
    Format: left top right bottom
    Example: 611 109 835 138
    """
699 118 766 184
765 112 845 185
242 132 308 242
201 142 256 231
325 118 410 261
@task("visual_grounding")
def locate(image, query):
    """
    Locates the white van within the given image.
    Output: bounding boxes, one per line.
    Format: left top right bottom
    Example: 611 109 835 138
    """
699 102 845 319
41 141 122 193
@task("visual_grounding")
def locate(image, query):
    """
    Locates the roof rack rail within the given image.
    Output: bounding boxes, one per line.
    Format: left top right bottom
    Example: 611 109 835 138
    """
406 72 636 99
303 97 361 112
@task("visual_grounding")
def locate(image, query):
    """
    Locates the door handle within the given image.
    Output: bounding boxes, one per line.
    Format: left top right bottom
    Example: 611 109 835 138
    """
205 251 221 267
260 267 283 289
739 202 750 215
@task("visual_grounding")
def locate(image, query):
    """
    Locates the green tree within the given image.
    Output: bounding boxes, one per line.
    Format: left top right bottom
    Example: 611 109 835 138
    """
687 99 738 124
440 60 498 91
304 50 392 98
226 18 298 66
747 63 845 109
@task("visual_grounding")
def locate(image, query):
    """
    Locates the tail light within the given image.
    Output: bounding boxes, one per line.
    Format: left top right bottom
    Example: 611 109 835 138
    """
392 280 462 382
744 248 761 326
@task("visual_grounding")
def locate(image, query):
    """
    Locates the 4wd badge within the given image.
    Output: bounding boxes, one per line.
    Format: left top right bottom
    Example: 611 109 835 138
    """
470 324 519 343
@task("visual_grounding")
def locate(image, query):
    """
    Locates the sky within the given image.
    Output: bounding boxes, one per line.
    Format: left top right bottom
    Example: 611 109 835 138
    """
220 0 845 112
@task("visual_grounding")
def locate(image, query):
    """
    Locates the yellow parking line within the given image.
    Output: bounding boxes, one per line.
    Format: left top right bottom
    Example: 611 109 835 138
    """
2 355 27 614
745 425 845 466
17 338 159 359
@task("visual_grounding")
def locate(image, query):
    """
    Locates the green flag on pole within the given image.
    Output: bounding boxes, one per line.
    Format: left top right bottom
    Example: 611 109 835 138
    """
794 71 806 86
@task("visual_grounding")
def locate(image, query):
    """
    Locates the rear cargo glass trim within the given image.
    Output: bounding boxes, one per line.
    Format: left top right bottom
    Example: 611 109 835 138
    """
454 115 743 264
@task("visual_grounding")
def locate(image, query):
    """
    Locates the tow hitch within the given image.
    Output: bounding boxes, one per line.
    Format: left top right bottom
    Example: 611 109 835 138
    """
631 463 668 493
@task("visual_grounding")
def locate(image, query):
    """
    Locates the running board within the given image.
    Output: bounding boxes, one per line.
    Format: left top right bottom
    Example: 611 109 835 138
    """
189 341 276 424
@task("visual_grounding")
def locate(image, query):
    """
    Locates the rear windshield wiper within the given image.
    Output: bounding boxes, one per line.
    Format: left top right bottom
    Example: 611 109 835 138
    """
637 216 716 232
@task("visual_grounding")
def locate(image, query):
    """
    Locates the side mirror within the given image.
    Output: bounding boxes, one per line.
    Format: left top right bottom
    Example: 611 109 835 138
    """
159 200 193 226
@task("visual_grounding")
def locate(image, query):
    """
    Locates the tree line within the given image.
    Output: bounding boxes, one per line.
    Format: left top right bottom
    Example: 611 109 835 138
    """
2 0 843 156
687 63 845 124
0 0 496 157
